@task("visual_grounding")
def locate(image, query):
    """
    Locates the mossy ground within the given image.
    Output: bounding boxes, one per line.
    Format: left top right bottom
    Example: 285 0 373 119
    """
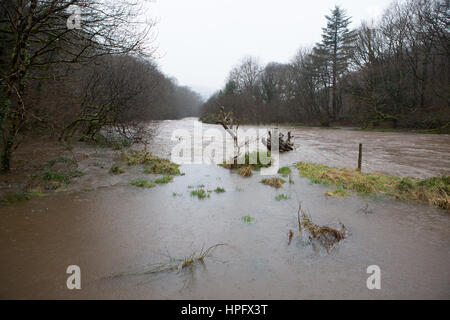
296 162 450 210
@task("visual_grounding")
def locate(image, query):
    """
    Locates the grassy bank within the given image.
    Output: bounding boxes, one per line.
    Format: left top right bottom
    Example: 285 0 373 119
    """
295 162 450 211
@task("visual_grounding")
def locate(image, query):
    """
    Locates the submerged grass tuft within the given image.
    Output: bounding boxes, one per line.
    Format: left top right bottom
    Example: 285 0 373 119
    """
1 189 44 204
154 175 173 184
121 150 181 175
112 244 225 278
260 177 285 189
130 179 156 188
275 193 289 201
220 151 272 177
190 188 209 199
278 166 291 177
241 215 255 223
214 187 226 193
325 185 349 197
296 161 450 210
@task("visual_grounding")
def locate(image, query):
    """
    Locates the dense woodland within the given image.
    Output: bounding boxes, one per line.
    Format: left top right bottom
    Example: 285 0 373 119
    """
201 0 449 130
0 0 202 172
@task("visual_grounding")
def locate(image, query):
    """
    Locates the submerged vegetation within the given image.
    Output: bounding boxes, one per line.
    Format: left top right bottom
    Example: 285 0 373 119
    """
109 164 125 175
296 204 349 253
214 187 226 193
278 166 291 177
190 188 210 199
129 179 156 188
113 244 225 277
1 189 44 204
325 185 349 197
241 216 255 223
275 193 289 201
220 151 272 177
121 150 181 175
260 177 285 189
154 176 174 184
296 162 450 210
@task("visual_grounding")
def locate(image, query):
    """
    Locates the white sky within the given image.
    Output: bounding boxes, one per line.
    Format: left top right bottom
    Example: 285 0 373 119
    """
149 0 393 98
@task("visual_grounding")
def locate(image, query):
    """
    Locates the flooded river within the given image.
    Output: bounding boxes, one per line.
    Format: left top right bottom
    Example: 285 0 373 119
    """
0 118 449 299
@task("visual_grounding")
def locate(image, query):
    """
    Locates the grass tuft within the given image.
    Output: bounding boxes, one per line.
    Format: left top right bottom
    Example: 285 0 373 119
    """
275 193 289 201
121 150 181 175
241 216 255 223
190 188 209 199
154 175 174 184
220 151 272 177
214 187 226 193
325 185 349 197
278 166 291 177
130 179 156 188
260 177 285 189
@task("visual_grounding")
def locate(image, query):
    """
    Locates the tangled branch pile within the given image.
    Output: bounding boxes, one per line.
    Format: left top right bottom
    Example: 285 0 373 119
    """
296 205 348 253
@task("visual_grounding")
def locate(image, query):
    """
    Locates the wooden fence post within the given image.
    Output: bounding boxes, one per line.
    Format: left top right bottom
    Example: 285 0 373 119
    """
357 143 362 172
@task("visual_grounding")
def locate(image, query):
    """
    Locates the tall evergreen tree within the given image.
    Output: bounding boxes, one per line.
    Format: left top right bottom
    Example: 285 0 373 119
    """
315 6 356 119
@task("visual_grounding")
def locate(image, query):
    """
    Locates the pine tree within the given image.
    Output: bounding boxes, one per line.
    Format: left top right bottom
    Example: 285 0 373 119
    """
315 6 356 119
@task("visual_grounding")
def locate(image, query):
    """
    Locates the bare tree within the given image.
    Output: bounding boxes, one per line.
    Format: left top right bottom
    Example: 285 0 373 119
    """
0 0 156 172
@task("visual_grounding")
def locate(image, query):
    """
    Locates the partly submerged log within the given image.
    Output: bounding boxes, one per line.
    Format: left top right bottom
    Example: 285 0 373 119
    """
262 130 294 152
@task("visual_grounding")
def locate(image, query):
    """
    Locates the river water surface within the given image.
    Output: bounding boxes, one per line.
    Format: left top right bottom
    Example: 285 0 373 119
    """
0 118 449 299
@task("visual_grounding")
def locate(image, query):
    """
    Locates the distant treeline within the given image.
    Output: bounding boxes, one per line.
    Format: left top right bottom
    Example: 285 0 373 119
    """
0 1 202 172
200 0 449 130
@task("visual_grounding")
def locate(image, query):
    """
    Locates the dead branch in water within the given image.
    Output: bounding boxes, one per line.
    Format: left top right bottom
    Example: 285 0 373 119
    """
110 244 226 278
296 204 348 253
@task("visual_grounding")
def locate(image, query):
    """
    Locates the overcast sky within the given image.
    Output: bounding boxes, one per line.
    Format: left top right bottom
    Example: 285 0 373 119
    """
150 0 394 98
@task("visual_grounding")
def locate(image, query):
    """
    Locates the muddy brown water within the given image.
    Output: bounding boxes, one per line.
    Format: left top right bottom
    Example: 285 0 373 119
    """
0 118 449 299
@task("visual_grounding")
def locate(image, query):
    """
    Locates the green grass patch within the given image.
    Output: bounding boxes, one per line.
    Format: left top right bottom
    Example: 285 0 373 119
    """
214 187 226 193
275 193 289 201
190 188 210 199
220 151 272 177
154 175 174 184
1 190 44 204
325 185 350 197
260 177 285 189
129 179 156 188
296 161 450 210
39 168 83 185
278 166 291 177
121 151 180 175
241 215 255 223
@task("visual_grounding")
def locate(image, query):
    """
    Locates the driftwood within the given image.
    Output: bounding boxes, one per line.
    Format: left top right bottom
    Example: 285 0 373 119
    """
262 130 294 152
